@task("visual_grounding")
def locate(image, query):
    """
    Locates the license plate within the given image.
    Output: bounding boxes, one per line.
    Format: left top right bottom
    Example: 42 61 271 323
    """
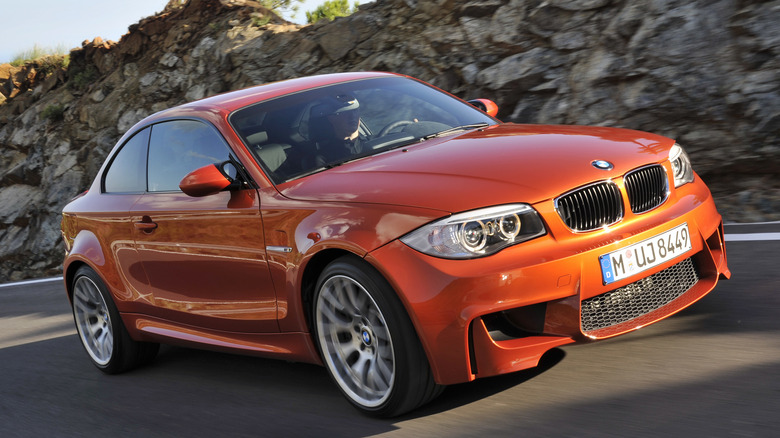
599 223 691 285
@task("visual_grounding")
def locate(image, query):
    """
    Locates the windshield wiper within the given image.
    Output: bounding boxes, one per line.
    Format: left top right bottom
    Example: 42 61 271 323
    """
323 151 373 169
421 122 490 141
283 158 356 180
324 160 350 169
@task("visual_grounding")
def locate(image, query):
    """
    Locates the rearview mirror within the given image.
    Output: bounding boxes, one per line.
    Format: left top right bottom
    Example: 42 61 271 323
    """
179 164 234 197
467 99 499 117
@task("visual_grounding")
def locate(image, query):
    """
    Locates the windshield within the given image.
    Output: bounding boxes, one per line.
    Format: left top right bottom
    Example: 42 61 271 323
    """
229 76 498 184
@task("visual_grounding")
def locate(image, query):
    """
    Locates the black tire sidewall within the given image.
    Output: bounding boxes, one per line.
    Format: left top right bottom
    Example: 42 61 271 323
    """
72 266 135 374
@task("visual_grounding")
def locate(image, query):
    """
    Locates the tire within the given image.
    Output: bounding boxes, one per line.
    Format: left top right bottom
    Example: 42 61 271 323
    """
71 266 159 374
313 256 442 417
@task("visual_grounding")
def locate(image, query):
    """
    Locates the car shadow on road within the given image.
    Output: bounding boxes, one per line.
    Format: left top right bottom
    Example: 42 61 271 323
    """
397 348 567 420
128 344 566 433
147 343 567 417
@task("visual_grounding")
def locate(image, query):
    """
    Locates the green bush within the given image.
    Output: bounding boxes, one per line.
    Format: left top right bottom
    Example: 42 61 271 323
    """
41 104 65 122
38 55 70 76
69 65 98 91
251 14 272 27
306 0 358 23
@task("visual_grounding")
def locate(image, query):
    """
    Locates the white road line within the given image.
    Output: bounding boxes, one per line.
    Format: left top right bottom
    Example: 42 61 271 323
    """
0 276 63 289
725 233 780 242
724 220 780 226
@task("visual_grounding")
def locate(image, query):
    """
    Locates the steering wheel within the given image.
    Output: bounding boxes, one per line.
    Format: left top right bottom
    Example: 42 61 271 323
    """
378 120 415 137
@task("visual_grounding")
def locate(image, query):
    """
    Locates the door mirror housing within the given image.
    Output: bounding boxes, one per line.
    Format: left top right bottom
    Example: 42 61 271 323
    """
467 99 499 117
179 163 236 197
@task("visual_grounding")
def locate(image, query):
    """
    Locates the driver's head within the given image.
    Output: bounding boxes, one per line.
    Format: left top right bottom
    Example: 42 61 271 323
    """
323 94 360 141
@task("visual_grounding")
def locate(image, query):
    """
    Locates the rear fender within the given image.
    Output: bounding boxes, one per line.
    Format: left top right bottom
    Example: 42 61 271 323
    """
63 230 141 309
63 230 105 298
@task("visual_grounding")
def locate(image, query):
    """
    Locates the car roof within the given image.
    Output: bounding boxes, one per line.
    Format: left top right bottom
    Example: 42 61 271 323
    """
148 71 401 121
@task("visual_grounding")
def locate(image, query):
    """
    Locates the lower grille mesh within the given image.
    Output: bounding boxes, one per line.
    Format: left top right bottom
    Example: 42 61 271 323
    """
581 257 699 333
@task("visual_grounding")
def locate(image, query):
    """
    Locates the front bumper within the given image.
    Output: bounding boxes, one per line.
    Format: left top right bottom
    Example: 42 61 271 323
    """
366 179 730 385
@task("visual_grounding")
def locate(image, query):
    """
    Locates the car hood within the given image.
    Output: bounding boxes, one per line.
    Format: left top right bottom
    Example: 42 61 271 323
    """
278 124 675 213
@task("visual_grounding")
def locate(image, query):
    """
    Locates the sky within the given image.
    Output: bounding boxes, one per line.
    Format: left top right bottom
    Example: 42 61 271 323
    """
0 0 333 64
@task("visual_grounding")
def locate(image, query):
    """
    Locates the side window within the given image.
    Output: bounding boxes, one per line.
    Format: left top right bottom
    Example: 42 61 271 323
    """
103 127 149 193
147 120 233 192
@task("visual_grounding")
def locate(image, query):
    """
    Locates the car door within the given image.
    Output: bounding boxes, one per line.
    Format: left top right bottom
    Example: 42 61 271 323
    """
92 127 153 308
131 119 278 333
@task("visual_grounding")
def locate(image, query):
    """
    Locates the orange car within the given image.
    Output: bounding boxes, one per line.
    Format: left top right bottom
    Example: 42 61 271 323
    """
61 72 730 416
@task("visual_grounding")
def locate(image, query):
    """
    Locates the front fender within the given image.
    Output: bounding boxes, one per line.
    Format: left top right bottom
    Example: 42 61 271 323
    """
258 188 448 332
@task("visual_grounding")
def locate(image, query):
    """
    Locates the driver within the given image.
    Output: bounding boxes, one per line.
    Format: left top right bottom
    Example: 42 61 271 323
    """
313 94 364 163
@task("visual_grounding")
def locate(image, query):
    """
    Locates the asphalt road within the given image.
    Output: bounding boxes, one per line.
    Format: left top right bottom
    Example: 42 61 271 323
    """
1 223 778 437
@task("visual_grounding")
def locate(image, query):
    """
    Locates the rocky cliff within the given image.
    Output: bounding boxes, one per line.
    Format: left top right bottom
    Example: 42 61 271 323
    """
0 0 778 282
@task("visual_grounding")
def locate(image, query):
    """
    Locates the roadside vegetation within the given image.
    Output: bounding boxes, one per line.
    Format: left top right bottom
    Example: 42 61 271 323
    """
5 1 360 65
261 0 303 19
255 0 358 23
40 103 65 122
68 64 98 91
9 44 70 67
306 0 359 23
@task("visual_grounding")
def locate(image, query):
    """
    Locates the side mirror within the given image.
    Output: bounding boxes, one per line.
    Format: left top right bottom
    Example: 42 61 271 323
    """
179 163 234 197
467 99 499 117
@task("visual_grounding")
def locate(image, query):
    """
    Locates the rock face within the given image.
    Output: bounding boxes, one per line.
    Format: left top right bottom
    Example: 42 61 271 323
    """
0 0 778 282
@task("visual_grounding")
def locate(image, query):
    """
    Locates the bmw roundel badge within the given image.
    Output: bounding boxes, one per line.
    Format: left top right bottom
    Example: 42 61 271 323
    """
592 160 614 170
362 329 372 345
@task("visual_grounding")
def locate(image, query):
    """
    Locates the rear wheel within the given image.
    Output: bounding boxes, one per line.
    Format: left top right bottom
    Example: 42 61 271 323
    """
71 266 158 374
313 256 442 417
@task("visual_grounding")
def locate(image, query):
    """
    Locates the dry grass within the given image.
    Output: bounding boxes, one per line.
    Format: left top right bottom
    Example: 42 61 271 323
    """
10 44 70 67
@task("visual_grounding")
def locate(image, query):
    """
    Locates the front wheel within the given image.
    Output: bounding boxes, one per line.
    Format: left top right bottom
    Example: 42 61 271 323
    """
71 266 158 374
313 256 442 417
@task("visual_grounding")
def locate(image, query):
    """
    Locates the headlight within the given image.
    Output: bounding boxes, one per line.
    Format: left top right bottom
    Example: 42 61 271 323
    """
669 143 694 187
400 204 546 259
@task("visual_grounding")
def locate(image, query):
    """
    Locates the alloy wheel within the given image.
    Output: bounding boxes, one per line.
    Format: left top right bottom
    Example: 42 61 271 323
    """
73 275 114 366
316 274 396 408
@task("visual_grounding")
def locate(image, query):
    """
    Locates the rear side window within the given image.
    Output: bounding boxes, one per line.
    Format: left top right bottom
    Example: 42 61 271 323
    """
147 120 232 192
103 128 150 193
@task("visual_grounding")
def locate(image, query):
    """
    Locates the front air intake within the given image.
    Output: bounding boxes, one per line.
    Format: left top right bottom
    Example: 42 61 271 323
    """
555 181 623 232
624 165 669 214
581 257 699 334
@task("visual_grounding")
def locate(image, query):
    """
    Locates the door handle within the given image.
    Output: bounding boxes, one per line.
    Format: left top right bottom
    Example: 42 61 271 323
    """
134 217 158 232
